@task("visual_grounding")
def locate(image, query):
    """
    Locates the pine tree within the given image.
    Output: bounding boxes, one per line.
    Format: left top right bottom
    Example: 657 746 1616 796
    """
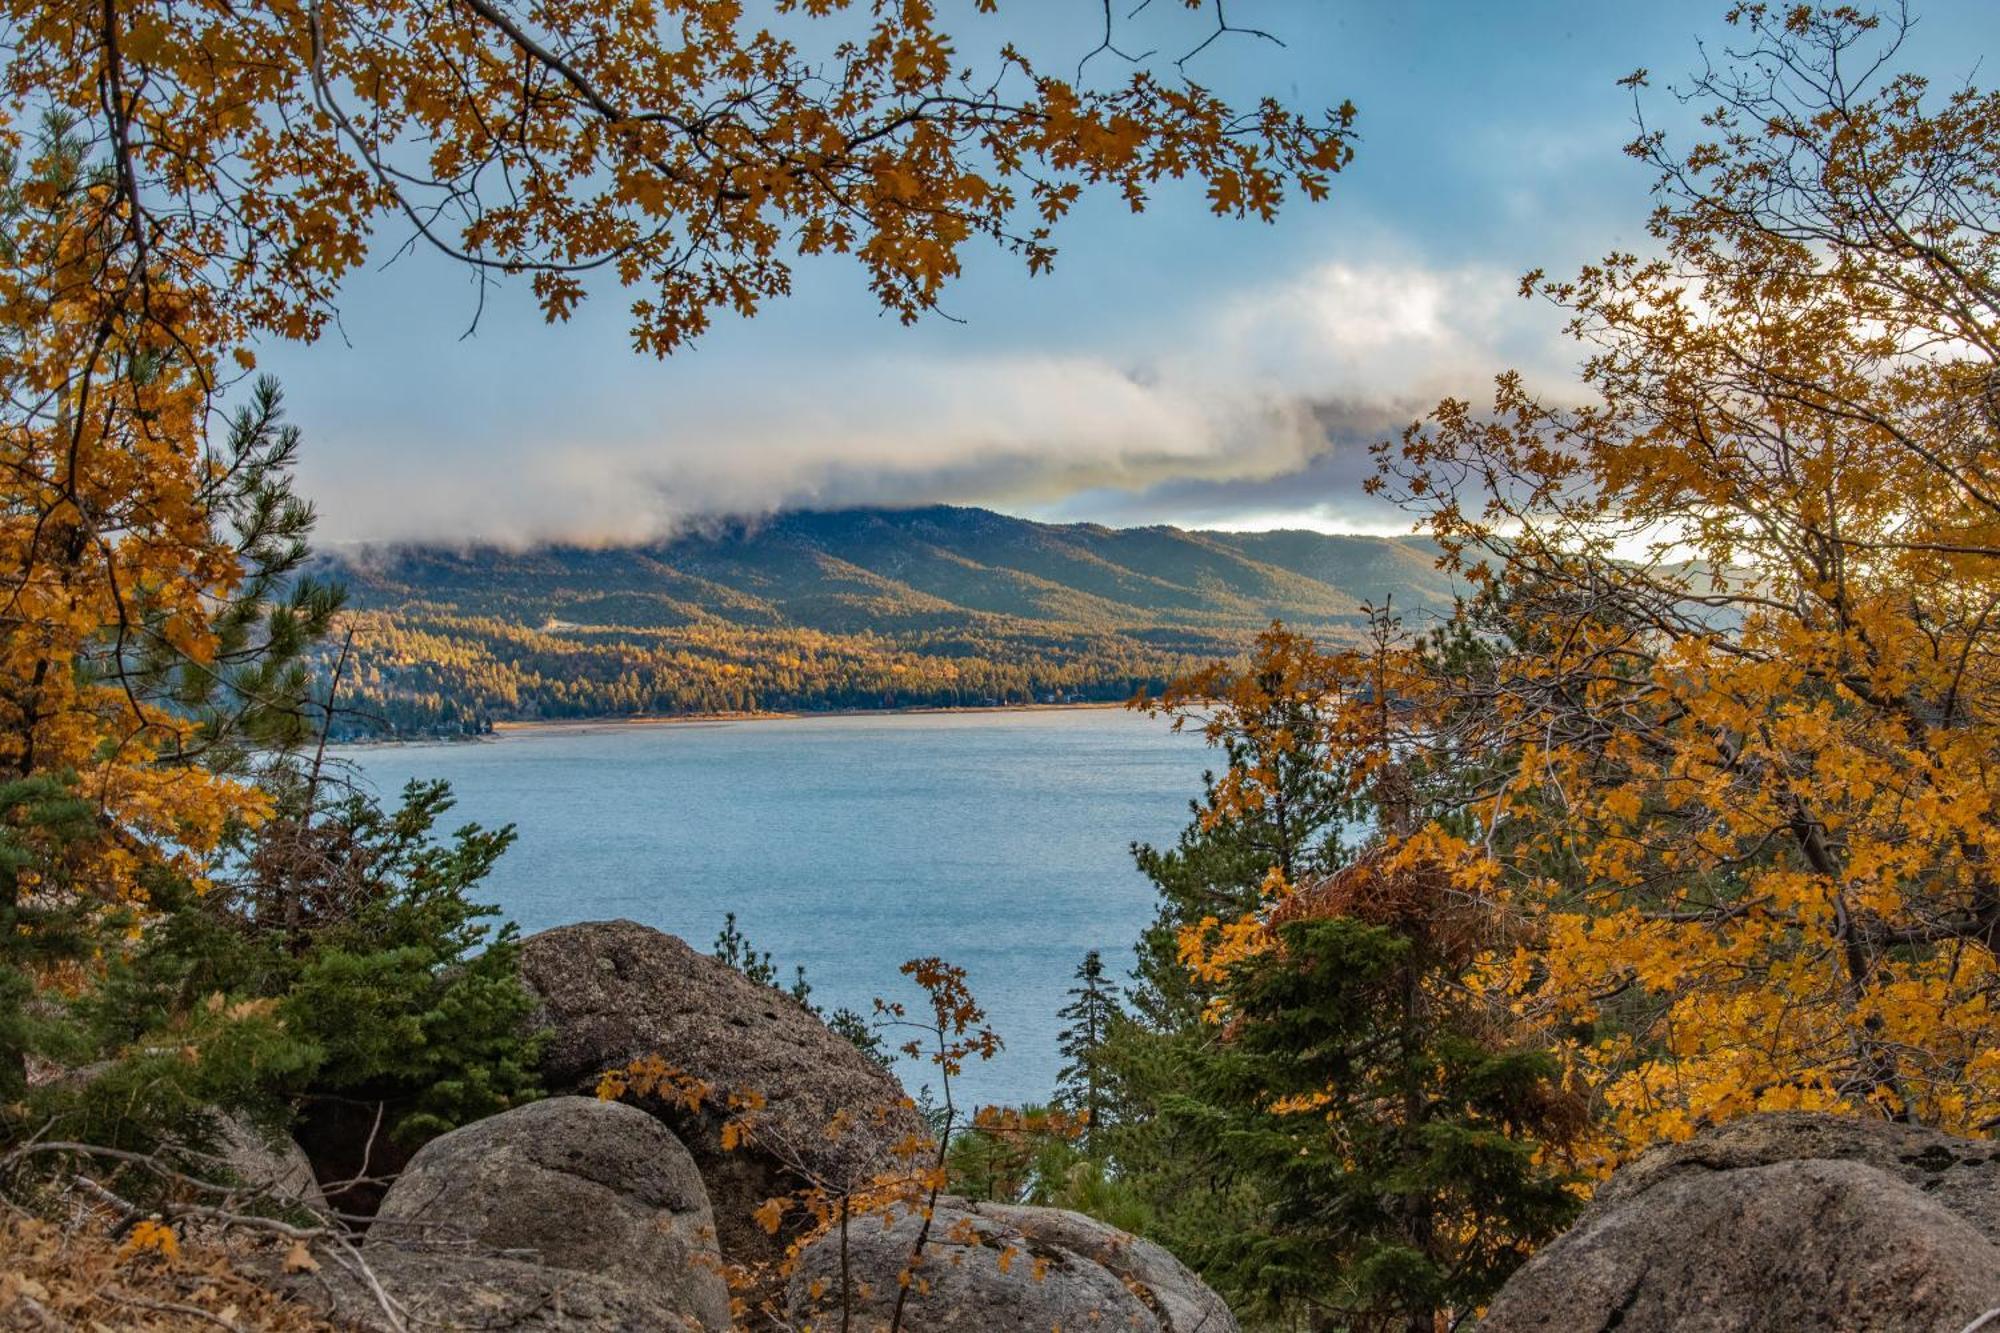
72 779 546 1163
712 912 777 987
1171 873 1584 1332
713 912 889 1068
0 776 108 1102
1126 625 1358 1029
1079 628 1365 1306
1054 950 1122 1148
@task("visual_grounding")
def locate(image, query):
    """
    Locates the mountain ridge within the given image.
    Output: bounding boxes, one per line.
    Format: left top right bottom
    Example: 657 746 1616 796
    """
319 505 1460 736
327 505 1458 629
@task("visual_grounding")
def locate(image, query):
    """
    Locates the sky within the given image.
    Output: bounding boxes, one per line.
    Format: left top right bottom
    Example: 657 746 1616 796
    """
264 1 2000 546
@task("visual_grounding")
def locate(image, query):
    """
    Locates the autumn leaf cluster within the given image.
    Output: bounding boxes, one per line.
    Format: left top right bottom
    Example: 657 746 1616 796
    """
0 0 1345 1155
7 0 1352 353
1171 6 2000 1180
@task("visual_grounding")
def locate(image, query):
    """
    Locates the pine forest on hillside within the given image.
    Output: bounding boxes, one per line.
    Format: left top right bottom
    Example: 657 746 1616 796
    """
319 508 1457 732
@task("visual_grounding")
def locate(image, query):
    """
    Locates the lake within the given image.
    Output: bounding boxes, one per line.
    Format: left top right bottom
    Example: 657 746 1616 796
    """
336 707 1212 1108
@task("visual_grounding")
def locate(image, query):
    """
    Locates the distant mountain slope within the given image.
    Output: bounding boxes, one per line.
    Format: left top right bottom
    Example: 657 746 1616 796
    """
333 506 1458 632
319 506 1459 736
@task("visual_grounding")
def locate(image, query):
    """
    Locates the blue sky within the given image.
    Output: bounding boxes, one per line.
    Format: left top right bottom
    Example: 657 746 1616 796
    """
267 1 2000 545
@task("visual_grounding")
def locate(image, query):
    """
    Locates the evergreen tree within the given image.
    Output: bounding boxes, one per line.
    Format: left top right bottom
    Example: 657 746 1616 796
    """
0 776 118 1102
1054 950 1122 1148
1173 896 1583 1332
825 1007 892 1069
1127 780 1305 1030
1126 625 1359 1028
1085 628 1363 1289
713 912 889 1068
69 779 546 1163
258 779 544 1144
713 911 777 987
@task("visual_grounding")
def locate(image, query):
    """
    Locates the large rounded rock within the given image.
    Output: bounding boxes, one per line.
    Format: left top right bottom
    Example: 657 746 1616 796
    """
520 920 926 1267
976 1203 1237 1333
1590 1110 2000 1237
283 1249 717 1332
785 1196 1239 1333
369 1096 731 1330
213 1114 326 1212
1481 1112 2000 1333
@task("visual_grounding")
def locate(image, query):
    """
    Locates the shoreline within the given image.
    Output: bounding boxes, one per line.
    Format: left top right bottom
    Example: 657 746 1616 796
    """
489 700 1130 736
330 701 1148 749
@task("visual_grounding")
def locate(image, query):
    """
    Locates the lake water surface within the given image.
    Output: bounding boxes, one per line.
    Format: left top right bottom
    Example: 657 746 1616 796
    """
337 708 1210 1107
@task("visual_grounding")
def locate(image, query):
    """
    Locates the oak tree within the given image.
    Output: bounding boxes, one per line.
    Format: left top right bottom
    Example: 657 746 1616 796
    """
0 0 1351 1114
1375 4 2000 1150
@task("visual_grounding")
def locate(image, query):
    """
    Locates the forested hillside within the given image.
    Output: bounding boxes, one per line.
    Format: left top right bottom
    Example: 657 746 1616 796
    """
316 507 1457 735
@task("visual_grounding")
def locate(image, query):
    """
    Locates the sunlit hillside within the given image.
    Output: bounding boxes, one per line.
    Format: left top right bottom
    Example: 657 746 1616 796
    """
317 506 1460 733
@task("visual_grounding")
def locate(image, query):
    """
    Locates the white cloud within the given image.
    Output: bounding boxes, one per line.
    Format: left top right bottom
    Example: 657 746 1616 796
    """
305 254 1568 545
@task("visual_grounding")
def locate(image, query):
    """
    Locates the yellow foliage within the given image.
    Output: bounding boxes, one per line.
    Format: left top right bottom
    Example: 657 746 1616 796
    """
1366 7 2000 1159
120 1219 180 1263
4 0 1351 355
753 1196 790 1236
1155 14 2000 1179
0 123 272 951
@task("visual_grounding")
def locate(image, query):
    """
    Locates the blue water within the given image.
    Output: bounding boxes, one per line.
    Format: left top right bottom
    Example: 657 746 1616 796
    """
334 708 1210 1108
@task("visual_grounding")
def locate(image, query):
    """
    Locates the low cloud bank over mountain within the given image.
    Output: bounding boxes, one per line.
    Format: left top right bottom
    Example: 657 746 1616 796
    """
301 258 1567 545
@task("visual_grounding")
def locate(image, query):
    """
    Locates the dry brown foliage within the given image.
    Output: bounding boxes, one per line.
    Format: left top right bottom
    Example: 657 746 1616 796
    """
0 1214 337 1332
1270 849 1494 969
